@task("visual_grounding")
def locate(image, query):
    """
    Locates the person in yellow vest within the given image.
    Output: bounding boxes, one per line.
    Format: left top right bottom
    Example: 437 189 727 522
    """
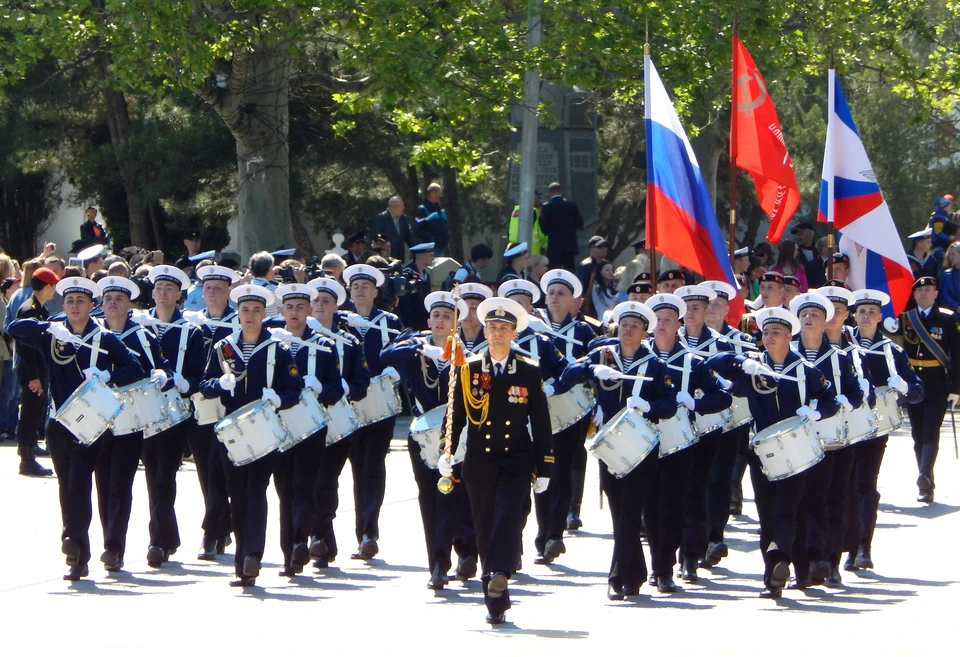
509 191 546 256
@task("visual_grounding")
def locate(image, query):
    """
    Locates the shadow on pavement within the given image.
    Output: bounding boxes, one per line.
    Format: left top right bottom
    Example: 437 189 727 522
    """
849 571 958 588
50 580 148 596
522 563 608 579
309 567 399 582
878 503 960 520
470 627 590 638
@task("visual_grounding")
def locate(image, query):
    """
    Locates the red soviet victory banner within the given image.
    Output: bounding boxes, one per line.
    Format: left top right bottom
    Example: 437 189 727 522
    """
732 36 801 244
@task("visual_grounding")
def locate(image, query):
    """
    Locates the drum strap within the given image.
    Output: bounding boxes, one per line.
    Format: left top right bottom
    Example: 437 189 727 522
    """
89 329 103 371
307 337 318 378
174 324 189 376
663 350 694 393
631 357 653 397
882 342 897 379
804 346 842 393
266 343 276 387
559 323 576 360
132 328 157 370
724 327 754 354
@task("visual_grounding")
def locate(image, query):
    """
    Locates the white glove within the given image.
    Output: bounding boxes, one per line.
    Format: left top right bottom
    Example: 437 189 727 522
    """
47 322 73 342
594 364 623 381
131 310 155 326
218 372 236 392
836 394 854 413
859 377 870 399
882 317 899 334
262 387 281 408
543 383 555 398
533 477 551 494
304 374 323 395
306 316 322 331
83 367 110 383
420 344 446 362
151 369 169 388
887 375 909 395
341 378 351 396
676 390 696 411
949 394 960 409
742 358 776 378
627 396 650 413
182 310 205 325
344 312 367 328
268 327 294 344
437 453 453 477
173 372 190 394
593 406 604 428
601 309 613 325
797 405 821 422
716 375 734 391
381 366 401 382
527 316 550 334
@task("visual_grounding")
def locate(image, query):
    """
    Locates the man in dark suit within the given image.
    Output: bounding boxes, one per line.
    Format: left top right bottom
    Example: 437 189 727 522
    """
539 182 583 272
74 206 108 252
369 197 415 262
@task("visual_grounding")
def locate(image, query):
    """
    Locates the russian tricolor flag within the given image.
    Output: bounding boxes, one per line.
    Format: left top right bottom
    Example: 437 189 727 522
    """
817 69 912 316
645 54 741 321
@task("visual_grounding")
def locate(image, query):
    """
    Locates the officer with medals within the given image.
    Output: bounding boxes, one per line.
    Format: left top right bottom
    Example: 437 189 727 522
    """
456 282 493 354
381 291 479 589
897 276 960 503
305 276 371 568
497 242 529 285
439 297 553 625
706 307 840 598
560 301 677 600
9 277 143 580
199 284 303 587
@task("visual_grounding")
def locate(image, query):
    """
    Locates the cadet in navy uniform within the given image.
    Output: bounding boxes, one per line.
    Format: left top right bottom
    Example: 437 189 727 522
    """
199 284 303 587
560 301 677 599
340 264 404 559
305 276 371 568
897 276 960 503
707 307 840 598
381 291 479 589
93 276 171 571
440 297 553 625
844 290 923 572
497 279 568 385
497 242 529 286
267 284 344 576
9 277 143 580
397 242 433 331
135 266 206 568
456 283 493 355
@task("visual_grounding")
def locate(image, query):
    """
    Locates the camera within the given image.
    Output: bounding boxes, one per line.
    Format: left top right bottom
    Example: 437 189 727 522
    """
382 268 422 298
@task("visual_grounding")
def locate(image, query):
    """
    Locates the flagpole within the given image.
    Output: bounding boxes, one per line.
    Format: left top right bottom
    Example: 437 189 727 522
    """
729 11 739 266
645 32 657 284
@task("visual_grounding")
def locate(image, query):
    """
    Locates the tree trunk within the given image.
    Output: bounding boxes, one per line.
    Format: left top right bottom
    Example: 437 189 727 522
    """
596 131 641 237
441 168 464 263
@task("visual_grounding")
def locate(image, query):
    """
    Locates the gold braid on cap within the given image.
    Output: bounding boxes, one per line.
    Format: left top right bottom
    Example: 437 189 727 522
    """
460 363 490 426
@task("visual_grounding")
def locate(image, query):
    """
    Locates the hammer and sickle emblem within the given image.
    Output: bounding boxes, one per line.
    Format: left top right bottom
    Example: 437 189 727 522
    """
737 69 767 117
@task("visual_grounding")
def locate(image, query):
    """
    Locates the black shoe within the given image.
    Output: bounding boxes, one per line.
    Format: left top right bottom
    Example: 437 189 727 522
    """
809 560 830 585
19 460 53 477
854 546 873 570
544 538 565 561
33 445 50 457
759 587 782 599
229 577 256 587
918 490 934 504
146 545 167 568
428 562 449 590
63 563 89 581
279 566 297 577
100 549 122 572
309 536 328 560
769 561 790 590
917 473 933 489
682 555 699 582
704 541 728 566
657 575 678 593
648 573 657 587
352 537 378 560
62 537 81 566
623 585 640 597
312 557 329 569
515 556 522 572
455 555 478 581
825 565 843 588
843 553 859 571
198 536 217 561
485 612 506 625
487 572 508 598
216 535 231 555
566 514 583 531
292 542 309 568
607 582 625 600
534 551 552 565
242 555 261 578
788 577 808 590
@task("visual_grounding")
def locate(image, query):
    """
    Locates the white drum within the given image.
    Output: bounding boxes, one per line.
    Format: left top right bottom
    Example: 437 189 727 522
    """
112 378 167 436
751 416 824 481
724 395 752 431
873 386 904 435
325 396 361 446
812 408 848 451
410 406 467 468
144 388 192 438
53 377 124 445
547 383 596 433
191 392 226 426
278 389 330 451
587 407 660 478
694 409 729 437
658 406 700 458
844 404 878 445
215 400 289 466
350 374 402 427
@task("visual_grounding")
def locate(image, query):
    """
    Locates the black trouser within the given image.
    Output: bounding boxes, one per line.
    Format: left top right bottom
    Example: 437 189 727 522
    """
748 450 806 588
313 434 354 560
534 416 589 551
407 437 477 573
550 252 576 273
793 452 833 580
825 444 856 566
46 419 103 566
463 456 531 616
600 450 658 590
95 430 144 561
184 421 231 540
348 416 396 543
644 446 695 578
906 376 945 489
681 428 723 562
218 442 275 578
273 429 326 569
843 436 888 553
706 426 748 544
140 421 189 551
16 378 47 461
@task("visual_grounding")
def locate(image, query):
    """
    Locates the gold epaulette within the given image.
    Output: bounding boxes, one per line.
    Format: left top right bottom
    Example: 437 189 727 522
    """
515 354 537 366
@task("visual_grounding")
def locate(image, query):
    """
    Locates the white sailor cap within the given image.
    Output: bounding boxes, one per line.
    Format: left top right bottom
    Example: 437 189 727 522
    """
756 307 801 334
147 265 190 291
701 280 737 301
188 250 217 263
503 242 528 259
97 276 140 300
77 244 107 263
477 297 529 332
850 289 891 308
229 284 275 307
789 292 835 322
307 277 347 306
275 283 318 304
55 277 100 299
734 246 751 257
908 227 933 240
646 293 687 317
343 263 385 287
424 291 468 316
497 278 541 303
410 242 436 254
457 282 493 302
197 265 241 284
675 284 717 304
540 268 583 298
611 301 657 328
815 285 854 306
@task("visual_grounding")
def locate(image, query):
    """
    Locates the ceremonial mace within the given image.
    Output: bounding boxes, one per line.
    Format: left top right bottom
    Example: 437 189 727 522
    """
438 288 467 494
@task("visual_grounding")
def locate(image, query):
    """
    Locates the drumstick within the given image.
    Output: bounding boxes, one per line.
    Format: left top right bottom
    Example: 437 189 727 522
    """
615 374 653 382
347 314 401 335
220 360 235 398
56 335 111 357
535 324 585 346
269 331 333 353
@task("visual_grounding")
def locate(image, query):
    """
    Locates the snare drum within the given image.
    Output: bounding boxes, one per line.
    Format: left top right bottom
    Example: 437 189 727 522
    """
278 389 330 451
144 388 192 438
191 392 226 426
547 383 596 433
325 396 361 446
723 395 752 431
53 377 124 445
112 378 167 436
657 406 699 457
410 406 468 469
215 400 289 466
350 375 402 427
694 409 729 437
751 416 824 481
844 404 878 445
587 407 660 478
873 386 904 435
812 406 848 451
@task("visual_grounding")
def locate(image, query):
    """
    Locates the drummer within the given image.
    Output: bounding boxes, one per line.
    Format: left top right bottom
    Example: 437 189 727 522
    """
740 272 788 346
340 263 404 560
560 301 677 599
199 284 303 587
457 282 493 354
843 290 923 574
787 291 864 589
305 276 371 569
706 307 840 599
8 277 143 580
381 291 479 589
268 283 344 576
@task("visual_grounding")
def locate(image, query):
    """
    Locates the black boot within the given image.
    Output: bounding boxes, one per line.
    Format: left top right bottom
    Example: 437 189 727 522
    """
854 545 873 570
198 536 217 561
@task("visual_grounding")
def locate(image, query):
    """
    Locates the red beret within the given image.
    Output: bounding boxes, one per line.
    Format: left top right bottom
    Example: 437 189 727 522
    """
32 267 61 286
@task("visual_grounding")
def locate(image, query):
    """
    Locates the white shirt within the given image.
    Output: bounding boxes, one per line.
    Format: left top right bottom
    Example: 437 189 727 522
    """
491 355 508 375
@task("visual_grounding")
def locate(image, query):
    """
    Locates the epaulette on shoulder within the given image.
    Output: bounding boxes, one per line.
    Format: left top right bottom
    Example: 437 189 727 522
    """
515 354 537 366
938 307 955 316
583 315 602 327
466 354 484 364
